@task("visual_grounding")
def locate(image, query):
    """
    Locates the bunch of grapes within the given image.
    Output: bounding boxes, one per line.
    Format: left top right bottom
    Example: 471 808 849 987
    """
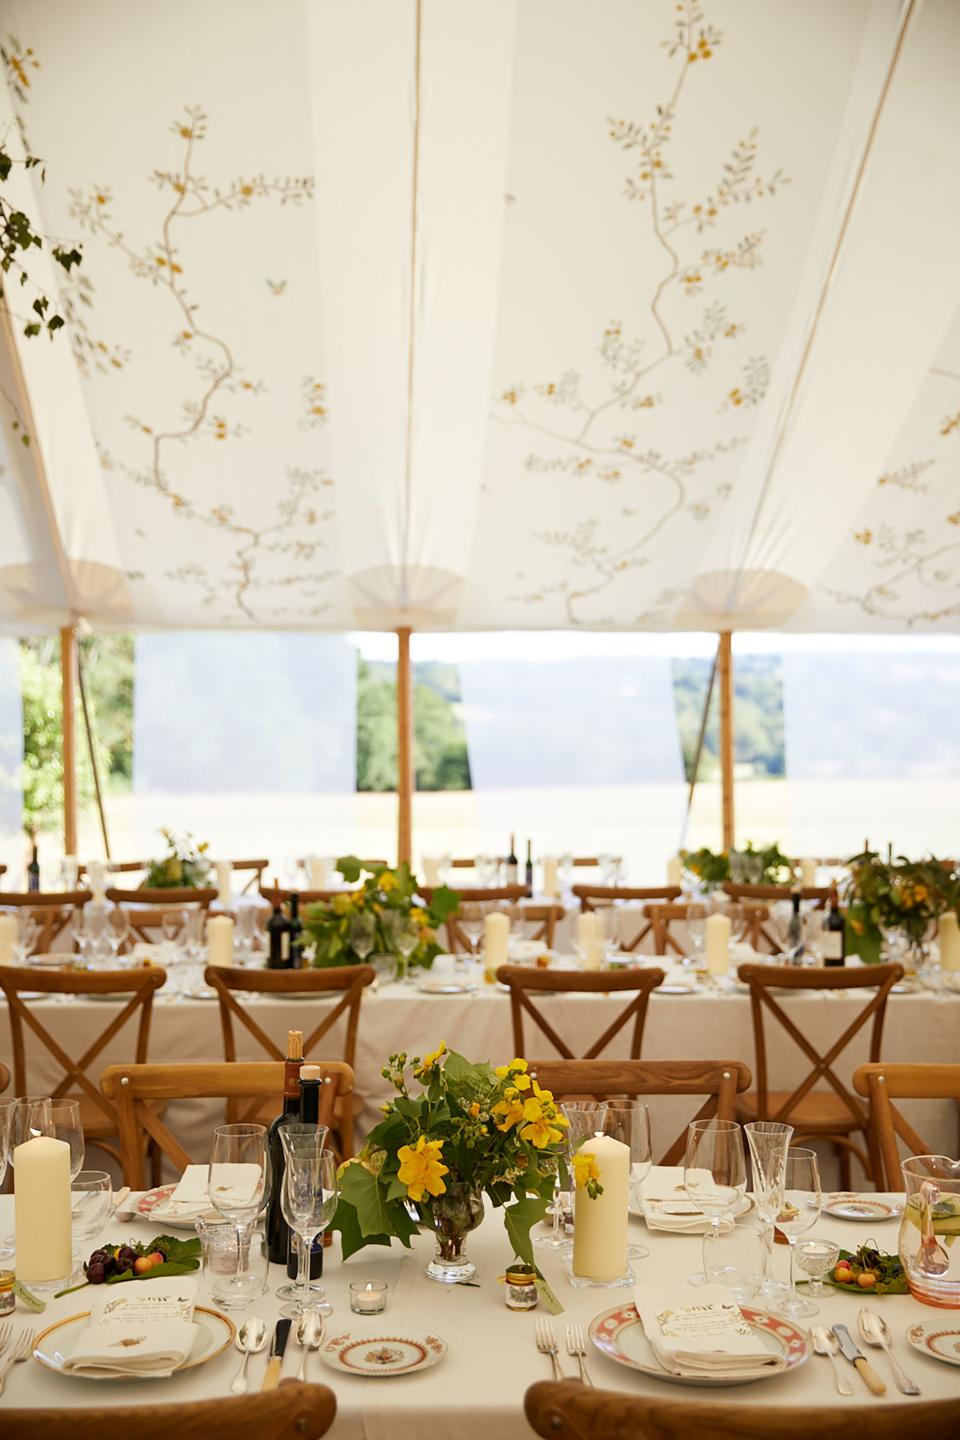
84 1242 166 1285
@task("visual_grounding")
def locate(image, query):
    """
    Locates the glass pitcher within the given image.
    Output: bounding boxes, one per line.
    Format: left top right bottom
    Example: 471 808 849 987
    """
899 1155 960 1307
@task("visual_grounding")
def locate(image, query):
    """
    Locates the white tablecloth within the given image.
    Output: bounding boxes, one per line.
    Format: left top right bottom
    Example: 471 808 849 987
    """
1 1193 954 1435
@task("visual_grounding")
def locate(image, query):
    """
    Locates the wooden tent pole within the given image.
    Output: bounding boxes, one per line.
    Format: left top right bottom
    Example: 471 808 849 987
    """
718 631 734 850
679 640 719 849
59 625 78 856
396 627 413 867
77 641 111 859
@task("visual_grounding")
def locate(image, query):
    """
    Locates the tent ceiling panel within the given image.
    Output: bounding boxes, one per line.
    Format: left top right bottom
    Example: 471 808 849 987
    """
0 0 954 632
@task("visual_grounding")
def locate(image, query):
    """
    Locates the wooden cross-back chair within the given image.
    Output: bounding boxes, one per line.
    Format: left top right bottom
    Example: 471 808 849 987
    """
101 1059 353 1189
496 964 664 1062
4 1384 337 1440
724 882 832 907
260 886 354 908
0 964 165 1168
736 961 903 1188
572 886 682 953
419 885 530 953
511 904 564 948
0 890 92 954
223 858 269 894
527 1059 752 1166
524 1380 960 1440
204 963 374 1155
82 859 147 879
0 1060 9 1092
642 902 712 958
853 1061 960 1190
106 886 218 944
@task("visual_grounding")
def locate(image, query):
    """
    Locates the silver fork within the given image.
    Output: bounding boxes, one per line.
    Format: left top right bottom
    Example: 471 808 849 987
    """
565 1323 593 1385
535 1318 565 1381
0 1322 13 1360
0 1329 36 1395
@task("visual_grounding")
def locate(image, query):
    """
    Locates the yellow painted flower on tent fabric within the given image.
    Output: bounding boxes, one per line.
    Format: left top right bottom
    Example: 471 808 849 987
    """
396 1136 448 1202
491 1097 524 1133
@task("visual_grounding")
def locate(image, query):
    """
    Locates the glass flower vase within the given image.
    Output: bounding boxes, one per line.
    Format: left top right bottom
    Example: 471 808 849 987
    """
425 1182 484 1284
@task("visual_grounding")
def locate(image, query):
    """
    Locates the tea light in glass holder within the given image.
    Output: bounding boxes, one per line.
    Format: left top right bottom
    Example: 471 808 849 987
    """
350 1279 388 1314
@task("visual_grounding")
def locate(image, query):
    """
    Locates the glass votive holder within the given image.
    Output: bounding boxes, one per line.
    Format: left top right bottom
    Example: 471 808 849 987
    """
350 1279 388 1314
196 1218 268 1309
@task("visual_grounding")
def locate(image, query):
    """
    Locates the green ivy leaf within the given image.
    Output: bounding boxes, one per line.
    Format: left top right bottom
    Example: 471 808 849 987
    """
503 1195 550 1268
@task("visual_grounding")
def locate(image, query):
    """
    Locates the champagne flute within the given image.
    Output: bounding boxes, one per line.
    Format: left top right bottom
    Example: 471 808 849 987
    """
536 1101 603 1250
208 1123 268 1293
683 1119 747 1286
602 1100 653 1259
775 1147 822 1318
744 1119 793 1299
278 1129 338 1319
350 911 376 962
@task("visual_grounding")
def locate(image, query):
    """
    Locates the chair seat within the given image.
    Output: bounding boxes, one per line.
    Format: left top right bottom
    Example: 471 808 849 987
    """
736 1090 864 1133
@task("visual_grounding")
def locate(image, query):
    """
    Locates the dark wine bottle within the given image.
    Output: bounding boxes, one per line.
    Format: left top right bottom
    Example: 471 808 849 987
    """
823 887 846 968
286 1063 324 1281
288 892 304 969
524 839 534 891
27 842 40 893
267 877 291 969
786 888 803 957
266 1029 303 1264
505 832 519 885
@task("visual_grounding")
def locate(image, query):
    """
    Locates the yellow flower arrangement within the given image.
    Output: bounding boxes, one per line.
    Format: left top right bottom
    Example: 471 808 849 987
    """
397 1135 449 1202
572 1151 604 1200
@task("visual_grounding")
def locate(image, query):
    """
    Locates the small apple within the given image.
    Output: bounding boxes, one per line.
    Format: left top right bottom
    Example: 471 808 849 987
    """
133 1256 154 1275
857 1271 877 1289
146 1251 166 1268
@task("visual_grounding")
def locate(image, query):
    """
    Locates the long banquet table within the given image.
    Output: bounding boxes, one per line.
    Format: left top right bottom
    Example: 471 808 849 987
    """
2 1192 956 1435
2 971 958 1183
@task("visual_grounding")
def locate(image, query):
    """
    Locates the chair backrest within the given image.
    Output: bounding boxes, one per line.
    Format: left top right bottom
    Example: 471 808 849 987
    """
82 859 147 878
738 961 903 1131
642 902 710 957
524 1379 960 1440
261 887 351 908
4 1381 336 1440
572 887 682 953
513 904 565 948
107 886 218 944
101 1059 354 1187
225 858 270 893
0 890 92 953
205 963 375 1121
0 965 165 1125
496 964 664 1062
853 1061 960 1189
0 1060 9 1092
420 886 531 953
724 881 832 908
527 1059 752 1165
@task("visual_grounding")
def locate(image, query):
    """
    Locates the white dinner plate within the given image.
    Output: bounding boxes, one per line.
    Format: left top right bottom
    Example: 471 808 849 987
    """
822 1193 903 1221
589 1302 809 1387
134 1184 223 1229
630 1192 754 1226
319 1326 447 1377
33 1304 234 1381
906 1319 960 1368
417 981 477 995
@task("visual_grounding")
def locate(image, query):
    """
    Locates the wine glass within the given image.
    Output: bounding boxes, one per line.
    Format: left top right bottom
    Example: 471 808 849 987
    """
684 905 707 970
388 914 420 983
160 910 184 946
744 1119 793 1299
537 1101 605 1250
602 1101 653 1260
14 912 39 963
350 911 376 962
683 1119 747 1287
795 1237 840 1299
459 903 485 957
278 1129 338 1319
775 1147 822 1318
207 1123 268 1295
106 907 131 964
47 1098 85 1179
71 1170 113 1255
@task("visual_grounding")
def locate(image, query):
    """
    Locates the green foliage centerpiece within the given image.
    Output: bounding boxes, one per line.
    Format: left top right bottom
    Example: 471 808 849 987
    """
303 857 458 971
681 840 793 891
844 849 958 965
144 829 211 888
333 1047 568 1286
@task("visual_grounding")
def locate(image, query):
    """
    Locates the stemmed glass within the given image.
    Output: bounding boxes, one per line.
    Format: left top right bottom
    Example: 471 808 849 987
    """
537 1101 605 1250
389 915 420 982
14 913 39 963
683 1119 747 1287
602 1099 653 1260
106 908 131 965
744 1119 793 1299
47 1099 85 1178
277 1129 338 1319
71 1170 113 1261
684 905 707 971
207 1123 268 1296
775 1147 822 1318
459 903 485 957
350 912 376 963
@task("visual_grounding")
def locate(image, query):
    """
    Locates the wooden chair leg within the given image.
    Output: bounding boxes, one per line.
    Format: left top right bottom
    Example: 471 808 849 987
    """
837 1143 851 1190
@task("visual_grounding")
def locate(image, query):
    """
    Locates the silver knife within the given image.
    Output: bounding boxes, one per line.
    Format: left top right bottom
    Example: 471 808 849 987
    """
832 1324 886 1395
262 1317 291 1391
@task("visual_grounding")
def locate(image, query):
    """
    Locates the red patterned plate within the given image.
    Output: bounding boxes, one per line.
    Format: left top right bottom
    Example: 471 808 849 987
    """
589 1302 809 1387
319 1328 447 1377
133 1185 221 1229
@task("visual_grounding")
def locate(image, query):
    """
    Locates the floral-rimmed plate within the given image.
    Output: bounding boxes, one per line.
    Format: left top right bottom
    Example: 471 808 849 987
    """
823 1193 903 1221
906 1320 960 1368
133 1184 222 1229
32 1305 234 1381
589 1302 809 1387
318 1327 447 1377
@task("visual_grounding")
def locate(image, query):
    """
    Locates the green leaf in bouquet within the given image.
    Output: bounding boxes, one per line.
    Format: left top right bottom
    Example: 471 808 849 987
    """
332 1197 391 1262
428 885 460 923
337 854 363 883
503 1195 550 1268
340 1162 394 1238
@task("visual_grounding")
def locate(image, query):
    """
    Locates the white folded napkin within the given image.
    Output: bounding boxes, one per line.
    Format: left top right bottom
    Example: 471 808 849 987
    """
638 1165 735 1234
634 1283 785 1378
167 1162 260 1217
63 1278 200 1378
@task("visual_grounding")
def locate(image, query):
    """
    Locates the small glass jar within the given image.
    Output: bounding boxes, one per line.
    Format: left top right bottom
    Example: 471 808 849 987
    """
504 1263 538 1310
350 1279 388 1314
0 1271 15 1316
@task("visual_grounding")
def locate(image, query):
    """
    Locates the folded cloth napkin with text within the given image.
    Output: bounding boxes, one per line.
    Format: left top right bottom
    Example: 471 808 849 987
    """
638 1165 736 1234
166 1161 259 1216
634 1283 785 1379
62 1278 200 1377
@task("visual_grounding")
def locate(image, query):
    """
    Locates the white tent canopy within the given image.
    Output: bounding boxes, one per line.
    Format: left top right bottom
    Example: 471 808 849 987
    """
0 0 957 635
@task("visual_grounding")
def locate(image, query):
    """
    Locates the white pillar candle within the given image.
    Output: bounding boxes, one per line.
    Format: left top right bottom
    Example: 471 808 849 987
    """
309 857 330 890
939 912 960 971
215 861 233 906
705 912 731 975
572 1132 629 1281
483 911 510 978
87 860 106 903
582 941 604 972
666 855 683 888
542 856 560 897
207 914 234 967
422 857 441 886
576 911 600 951
0 912 15 963
62 854 79 890
14 1135 72 1283
800 858 817 888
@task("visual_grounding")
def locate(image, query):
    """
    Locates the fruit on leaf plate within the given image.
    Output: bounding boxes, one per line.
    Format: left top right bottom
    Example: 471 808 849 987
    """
827 1241 907 1295
55 1234 201 1297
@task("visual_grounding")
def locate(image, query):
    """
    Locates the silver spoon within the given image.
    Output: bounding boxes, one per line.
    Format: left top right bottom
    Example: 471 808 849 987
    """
857 1307 920 1395
230 1316 267 1395
296 1311 323 1381
811 1326 853 1395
